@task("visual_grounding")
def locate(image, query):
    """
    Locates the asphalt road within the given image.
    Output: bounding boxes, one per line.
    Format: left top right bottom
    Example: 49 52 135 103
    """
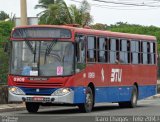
0 98 160 122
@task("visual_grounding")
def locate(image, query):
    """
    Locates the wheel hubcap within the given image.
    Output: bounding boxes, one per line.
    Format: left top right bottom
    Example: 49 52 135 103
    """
132 91 137 104
85 91 93 110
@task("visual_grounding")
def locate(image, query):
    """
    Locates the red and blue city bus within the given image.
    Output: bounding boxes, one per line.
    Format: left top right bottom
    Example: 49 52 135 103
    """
8 25 157 113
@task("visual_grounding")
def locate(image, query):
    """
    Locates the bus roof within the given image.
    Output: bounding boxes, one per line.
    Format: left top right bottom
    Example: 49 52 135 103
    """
12 25 156 41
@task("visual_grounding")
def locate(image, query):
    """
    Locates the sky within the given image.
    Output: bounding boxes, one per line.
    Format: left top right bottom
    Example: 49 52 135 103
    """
0 0 160 27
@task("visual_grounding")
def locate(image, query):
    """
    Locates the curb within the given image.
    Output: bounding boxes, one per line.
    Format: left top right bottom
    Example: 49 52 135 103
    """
0 104 25 112
152 94 160 99
147 94 160 99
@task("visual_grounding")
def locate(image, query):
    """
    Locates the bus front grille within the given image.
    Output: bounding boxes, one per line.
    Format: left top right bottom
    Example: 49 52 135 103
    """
15 82 64 88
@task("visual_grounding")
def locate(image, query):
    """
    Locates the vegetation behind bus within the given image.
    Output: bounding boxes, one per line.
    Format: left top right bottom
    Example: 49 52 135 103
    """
35 0 93 27
0 20 14 84
91 22 160 52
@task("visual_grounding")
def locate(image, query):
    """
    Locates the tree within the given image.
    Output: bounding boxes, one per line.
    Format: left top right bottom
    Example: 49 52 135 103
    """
91 23 108 30
69 0 93 27
0 11 9 21
35 0 72 24
0 21 14 43
35 0 93 26
0 21 14 84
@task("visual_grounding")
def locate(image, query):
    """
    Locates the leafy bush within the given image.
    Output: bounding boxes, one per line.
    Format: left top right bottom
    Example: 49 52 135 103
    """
0 48 9 84
0 21 13 84
108 22 160 52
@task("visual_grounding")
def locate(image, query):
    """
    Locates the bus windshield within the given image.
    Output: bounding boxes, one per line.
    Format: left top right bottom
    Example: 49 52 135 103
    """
11 41 74 76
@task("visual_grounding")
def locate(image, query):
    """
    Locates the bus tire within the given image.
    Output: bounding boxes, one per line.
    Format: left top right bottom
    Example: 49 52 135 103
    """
119 85 138 108
26 102 40 113
129 85 138 108
78 87 94 113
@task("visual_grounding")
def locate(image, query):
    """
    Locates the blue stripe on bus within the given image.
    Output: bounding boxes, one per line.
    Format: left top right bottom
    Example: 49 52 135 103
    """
73 85 156 104
138 85 157 99
73 87 86 104
19 85 156 104
95 86 133 103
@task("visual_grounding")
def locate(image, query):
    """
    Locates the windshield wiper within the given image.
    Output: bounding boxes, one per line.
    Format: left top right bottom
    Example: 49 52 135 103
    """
25 41 37 62
45 40 57 55
25 41 34 54
44 40 58 63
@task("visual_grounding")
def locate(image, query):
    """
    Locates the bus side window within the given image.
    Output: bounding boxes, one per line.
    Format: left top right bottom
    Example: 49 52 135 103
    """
150 42 156 64
127 40 131 63
147 42 151 64
116 39 120 63
131 41 139 64
142 41 148 64
76 35 85 63
109 38 116 63
138 41 141 64
75 35 86 71
97 37 108 62
153 42 156 64
87 36 96 63
120 39 128 64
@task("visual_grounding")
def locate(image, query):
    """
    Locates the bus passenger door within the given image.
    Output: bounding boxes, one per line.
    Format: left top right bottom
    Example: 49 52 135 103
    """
73 34 87 103
74 35 86 86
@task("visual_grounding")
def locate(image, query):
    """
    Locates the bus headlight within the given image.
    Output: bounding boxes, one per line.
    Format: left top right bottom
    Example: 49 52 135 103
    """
51 88 72 96
9 86 25 95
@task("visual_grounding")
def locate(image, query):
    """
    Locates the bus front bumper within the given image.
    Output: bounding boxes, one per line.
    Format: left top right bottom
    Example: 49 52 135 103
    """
8 88 74 104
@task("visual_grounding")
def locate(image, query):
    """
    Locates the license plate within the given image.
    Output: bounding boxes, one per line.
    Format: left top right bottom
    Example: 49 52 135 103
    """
32 97 44 101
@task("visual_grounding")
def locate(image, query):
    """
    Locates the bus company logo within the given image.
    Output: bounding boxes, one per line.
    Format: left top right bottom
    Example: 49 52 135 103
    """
13 77 25 82
111 69 122 82
88 72 95 79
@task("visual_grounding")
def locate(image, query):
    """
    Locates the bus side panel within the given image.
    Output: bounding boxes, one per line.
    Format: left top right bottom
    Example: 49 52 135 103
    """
85 63 157 103
94 85 156 103
138 85 157 99
95 86 132 103
73 86 86 104
71 69 87 104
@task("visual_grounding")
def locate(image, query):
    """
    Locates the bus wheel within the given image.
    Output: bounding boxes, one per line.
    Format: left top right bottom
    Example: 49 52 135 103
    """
26 102 40 113
129 85 138 108
119 85 138 108
78 87 93 113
